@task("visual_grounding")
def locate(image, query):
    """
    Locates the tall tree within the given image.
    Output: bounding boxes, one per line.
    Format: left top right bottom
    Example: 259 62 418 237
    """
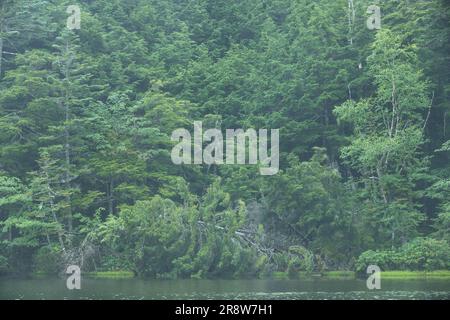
334 29 432 247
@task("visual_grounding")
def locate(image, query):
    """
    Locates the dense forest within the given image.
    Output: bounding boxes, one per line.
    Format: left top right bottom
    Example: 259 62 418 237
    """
0 0 449 279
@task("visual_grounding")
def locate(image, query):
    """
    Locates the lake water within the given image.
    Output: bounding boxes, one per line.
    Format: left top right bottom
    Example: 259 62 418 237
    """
1 277 449 300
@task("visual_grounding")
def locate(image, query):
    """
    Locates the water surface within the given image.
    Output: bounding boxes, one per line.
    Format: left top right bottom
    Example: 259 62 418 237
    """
1 277 449 300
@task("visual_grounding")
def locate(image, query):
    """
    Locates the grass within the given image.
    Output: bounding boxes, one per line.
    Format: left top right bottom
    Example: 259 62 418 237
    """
32 269 450 280
31 270 135 279
84 271 135 279
271 271 355 279
33 271 55 278
270 270 450 280
380 270 450 279
272 271 289 279
321 271 355 278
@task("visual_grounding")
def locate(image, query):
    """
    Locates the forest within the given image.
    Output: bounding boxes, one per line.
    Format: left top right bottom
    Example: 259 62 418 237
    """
0 0 449 279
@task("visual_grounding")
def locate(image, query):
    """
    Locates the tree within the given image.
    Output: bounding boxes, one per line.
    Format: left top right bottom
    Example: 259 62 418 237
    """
334 29 432 248
0 0 48 79
429 140 450 242
261 148 356 262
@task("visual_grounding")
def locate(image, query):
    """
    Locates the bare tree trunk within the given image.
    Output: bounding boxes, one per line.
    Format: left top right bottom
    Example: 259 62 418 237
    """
49 189 66 252
108 178 114 215
0 31 3 79
64 100 72 235
391 230 395 250
348 0 355 45
64 38 73 236
376 166 388 204
0 0 6 80
0 2 3 79
43 158 66 252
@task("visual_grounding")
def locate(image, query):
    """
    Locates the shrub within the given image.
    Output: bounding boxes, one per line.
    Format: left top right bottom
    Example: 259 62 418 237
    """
0 255 8 274
398 238 450 270
356 237 450 273
99 253 134 272
289 246 314 273
355 250 397 274
272 252 290 272
287 256 302 278
33 246 62 274
286 246 315 277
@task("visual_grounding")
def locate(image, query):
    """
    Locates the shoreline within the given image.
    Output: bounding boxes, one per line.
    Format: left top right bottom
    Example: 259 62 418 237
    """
11 270 449 280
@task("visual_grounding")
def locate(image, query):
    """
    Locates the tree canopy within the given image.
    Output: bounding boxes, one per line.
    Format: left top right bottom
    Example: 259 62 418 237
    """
0 0 449 277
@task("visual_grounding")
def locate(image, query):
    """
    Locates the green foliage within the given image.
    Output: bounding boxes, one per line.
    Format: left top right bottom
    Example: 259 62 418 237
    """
261 149 357 261
399 238 450 271
356 238 450 273
289 246 314 273
0 255 8 274
287 246 314 277
334 28 431 248
90 180 258 278
355 250 398 274
32 246 61 274
0 0 449 277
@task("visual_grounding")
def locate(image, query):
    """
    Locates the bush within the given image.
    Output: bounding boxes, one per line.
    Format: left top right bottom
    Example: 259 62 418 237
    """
272 252 290 272
0 255 8 274
99 253 134 272
5 246 35 275
355 250 397 274
287 256 302 278
33 246 62 274
398 238 450 270
286 246 315 277
356 237 450 273
289 246 314 273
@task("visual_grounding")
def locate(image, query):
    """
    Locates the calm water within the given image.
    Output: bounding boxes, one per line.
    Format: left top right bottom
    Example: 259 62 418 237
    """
0 277 449 300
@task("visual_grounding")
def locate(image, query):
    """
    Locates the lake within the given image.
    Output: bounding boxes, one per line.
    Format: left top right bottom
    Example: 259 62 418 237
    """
1 277 449 300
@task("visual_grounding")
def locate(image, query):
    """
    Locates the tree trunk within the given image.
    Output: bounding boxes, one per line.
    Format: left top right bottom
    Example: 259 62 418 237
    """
43 159 66 252
376 166 388 204
64 101 72 235
391 230 395 250
108 178 114 215
49 192 66 252
64 37 73 236
348 0 355 45
0 1 5 80
0 32 3 79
